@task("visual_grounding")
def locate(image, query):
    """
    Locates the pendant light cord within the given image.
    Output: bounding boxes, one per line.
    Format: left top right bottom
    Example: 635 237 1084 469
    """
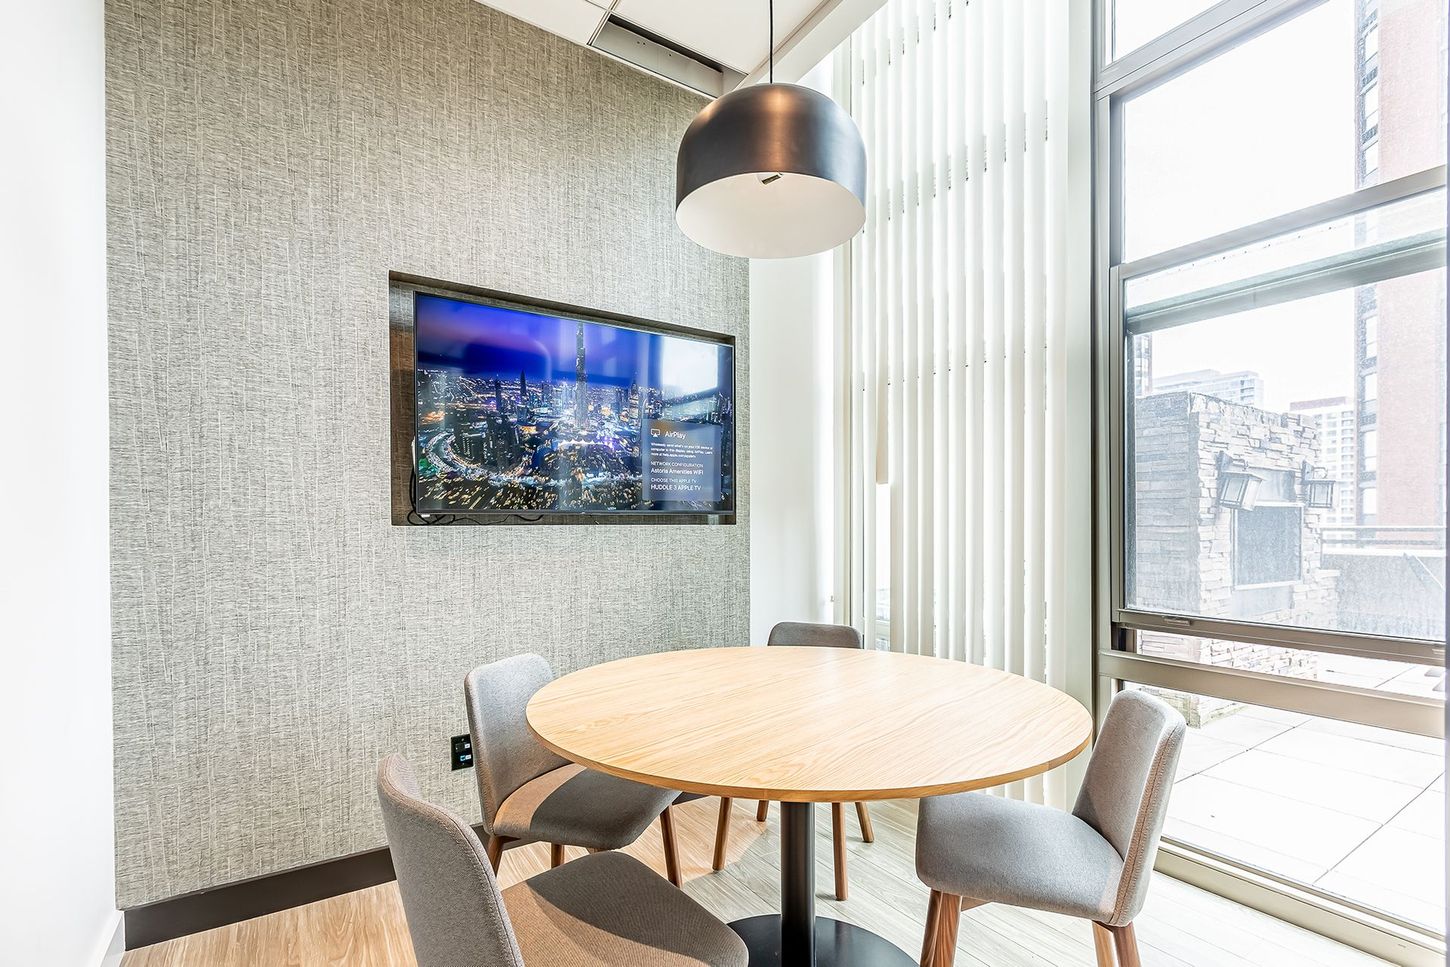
769 0 774 83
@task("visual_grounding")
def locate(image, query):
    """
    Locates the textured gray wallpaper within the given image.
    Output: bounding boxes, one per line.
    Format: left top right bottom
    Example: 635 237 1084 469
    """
106 0 749 908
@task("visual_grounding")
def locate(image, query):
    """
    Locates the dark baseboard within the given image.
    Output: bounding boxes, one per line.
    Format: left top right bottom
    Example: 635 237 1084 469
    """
123 823 489 950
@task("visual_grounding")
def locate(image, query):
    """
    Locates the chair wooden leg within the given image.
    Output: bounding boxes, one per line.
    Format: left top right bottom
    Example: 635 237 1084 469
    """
660 806 682 888
920 890 945 967
1091 923 1117 967
1110 923 1140 967
756 800 769 823
931 892 962 967
831 802 848 901
855 801 875 843
485 835 508 872
712 797 733 871
549 843 564 868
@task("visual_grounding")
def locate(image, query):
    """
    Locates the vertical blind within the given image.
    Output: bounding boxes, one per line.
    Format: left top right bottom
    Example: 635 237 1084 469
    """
838 0 1074 805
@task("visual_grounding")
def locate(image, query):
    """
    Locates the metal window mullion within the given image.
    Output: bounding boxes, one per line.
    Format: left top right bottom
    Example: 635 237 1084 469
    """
1095 0 1326 100
1125 233 1447 335
1099 649 1446 738
1091 90 1121 707
1118 165 1448 282
1116 608 1447 665
1107 265 1129 619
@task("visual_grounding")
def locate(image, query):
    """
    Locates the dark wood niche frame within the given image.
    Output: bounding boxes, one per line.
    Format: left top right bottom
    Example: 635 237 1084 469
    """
388 272 737 527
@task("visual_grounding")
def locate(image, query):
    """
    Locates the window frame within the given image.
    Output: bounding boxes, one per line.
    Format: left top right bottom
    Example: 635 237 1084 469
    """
1092 0 1448 955
1107 165 1447 671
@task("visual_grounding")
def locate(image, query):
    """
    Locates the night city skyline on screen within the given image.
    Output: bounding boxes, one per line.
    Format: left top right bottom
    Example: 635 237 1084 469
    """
413 293 734 516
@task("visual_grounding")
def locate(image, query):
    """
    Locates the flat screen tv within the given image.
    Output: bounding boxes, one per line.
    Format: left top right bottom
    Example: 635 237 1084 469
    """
408 287 735 520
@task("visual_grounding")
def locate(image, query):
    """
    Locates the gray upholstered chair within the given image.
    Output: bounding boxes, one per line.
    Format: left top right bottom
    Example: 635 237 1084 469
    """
377 754 749 967
915 689 1186 967
721 621 875 900
464 654 684 885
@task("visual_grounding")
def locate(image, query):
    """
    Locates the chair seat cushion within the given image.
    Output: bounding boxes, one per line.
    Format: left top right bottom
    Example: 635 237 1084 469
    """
504 851 749 967
916 792 1125 922
493 764 678 849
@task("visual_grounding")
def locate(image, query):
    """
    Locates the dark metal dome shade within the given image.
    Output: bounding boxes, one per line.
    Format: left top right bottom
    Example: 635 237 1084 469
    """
676 83 867 259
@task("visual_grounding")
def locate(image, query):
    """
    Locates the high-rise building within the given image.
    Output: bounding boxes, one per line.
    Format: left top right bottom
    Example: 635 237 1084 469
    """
1352 0 1448 528
575 319 588 422
1133 336 1153 398
1290 396 1359 529
482 414 521 470
458 431 488 464
1153 368 1265 406
519 370 528 402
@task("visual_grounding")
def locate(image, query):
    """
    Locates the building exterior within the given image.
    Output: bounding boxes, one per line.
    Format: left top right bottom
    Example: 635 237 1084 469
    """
1352 0 1448 529
1289 396 1358 529
575 318 589 422
1133 392 1336 722
1133 336 1153 398
1153 368 1264 406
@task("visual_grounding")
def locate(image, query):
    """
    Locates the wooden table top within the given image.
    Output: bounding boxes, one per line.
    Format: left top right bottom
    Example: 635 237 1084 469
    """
526 647 1093 802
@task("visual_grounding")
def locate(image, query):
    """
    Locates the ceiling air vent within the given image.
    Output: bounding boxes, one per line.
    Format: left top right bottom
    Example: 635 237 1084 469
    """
590 16 744 98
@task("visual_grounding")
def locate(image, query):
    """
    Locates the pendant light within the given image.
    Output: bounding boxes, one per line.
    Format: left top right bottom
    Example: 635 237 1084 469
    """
675 0 867 259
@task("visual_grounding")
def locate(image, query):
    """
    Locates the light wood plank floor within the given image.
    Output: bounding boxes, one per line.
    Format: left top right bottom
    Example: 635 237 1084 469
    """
124 797 1390 966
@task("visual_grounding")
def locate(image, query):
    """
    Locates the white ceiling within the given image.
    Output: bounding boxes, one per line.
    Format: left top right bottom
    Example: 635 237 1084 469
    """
478 0 824 75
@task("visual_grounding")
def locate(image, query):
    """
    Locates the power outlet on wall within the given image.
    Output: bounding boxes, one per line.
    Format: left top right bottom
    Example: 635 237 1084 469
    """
451 734 474 770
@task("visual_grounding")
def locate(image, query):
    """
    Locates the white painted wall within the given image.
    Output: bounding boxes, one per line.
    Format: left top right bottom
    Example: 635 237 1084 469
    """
0 0 119 964
749 250 839 642
747 58 842 644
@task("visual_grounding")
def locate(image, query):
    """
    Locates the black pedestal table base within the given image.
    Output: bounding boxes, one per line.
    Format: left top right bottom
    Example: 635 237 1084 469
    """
729 915 918 966
729 801 916 966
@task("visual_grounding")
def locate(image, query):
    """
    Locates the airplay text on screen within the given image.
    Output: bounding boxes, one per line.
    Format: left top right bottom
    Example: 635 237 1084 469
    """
641 418 723 503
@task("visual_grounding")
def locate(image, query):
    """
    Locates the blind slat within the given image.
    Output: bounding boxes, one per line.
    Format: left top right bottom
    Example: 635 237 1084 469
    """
839 0 1072 806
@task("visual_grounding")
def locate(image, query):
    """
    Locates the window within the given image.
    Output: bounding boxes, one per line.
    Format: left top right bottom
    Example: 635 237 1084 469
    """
1099 0 1447 947
1233 506 1303 587
1363 139 1381 178
1110 0 1219 58
1120 0 1446 259
1123 682 1446 932
1362 83 1380 131
1126 272 1443 640
1131 635 1445 695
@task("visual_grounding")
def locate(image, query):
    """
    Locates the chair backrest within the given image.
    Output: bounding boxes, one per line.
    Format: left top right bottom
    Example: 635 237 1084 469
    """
376 755 525 967
464 654 569 832
1071 689 1186 924
766 621 863 649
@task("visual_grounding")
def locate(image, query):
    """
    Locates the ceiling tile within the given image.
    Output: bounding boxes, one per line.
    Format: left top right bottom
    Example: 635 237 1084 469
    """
612 0 821 73
478 0 608 46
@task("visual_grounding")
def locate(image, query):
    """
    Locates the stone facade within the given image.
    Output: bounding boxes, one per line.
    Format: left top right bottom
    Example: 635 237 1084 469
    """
1132 392 1341 725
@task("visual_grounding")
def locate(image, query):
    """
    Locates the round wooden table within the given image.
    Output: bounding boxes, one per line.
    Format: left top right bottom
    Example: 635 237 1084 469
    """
527 647 1092 967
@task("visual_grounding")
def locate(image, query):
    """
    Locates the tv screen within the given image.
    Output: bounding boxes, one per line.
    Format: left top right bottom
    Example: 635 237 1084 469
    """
412 291 735 518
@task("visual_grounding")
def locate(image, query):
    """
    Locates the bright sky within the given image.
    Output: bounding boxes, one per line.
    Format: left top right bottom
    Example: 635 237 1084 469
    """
1124 0 1359 411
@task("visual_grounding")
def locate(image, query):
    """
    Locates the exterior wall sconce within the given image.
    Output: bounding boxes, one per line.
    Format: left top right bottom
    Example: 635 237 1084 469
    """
1299 462 1338 510
1216 453 1264 510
